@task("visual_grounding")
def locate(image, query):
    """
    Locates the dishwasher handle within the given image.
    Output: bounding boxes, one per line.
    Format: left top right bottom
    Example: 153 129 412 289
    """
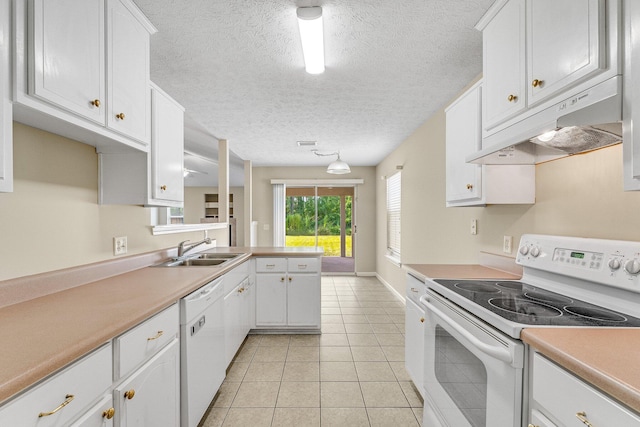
185 278 223 302
419 294 513 364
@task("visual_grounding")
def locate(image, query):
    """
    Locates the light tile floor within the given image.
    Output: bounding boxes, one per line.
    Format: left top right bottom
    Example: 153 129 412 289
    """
200 276 423 427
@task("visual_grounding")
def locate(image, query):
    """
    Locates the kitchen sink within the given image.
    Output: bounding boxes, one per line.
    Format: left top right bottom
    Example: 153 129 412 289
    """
195 253 243 260
154 253 243 267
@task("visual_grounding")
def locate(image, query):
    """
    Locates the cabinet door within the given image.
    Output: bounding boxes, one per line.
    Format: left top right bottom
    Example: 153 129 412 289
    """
287 274 320 327
31 0 105 124
404 298 424 397
224 286 244 365
527 0 605 106
69 395 114 427
482 0 526 130
445 83 483 205
255 274 287 326
115 340 179 427
150 86 184 204
106 0 151 144
241 282 255 335
0 0 12 193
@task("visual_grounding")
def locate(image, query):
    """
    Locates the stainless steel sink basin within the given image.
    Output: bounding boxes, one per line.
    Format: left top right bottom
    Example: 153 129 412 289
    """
195 253 243 260
154 252 243 267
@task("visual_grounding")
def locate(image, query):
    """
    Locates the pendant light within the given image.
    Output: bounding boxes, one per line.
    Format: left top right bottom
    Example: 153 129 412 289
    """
313 150 351 174
326 153 351 174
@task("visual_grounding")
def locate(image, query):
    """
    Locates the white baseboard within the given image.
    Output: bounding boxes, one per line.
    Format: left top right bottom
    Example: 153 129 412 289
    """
375 273 405 304
355 271 376 277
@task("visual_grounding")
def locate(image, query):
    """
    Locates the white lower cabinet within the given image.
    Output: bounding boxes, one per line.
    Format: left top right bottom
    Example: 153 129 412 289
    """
404 298 425 397
0 344 112 426
114 339 180 427
404 274 426 398
529 352 640 426
255 257 320 329
69 395 115 427
224 279 247 366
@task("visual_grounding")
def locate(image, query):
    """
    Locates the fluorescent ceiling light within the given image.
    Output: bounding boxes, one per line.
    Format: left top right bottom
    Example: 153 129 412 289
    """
297 7 325 74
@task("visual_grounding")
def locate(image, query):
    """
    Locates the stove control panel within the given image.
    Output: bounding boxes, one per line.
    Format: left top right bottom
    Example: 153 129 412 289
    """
517 234 640 295
552 248 604 270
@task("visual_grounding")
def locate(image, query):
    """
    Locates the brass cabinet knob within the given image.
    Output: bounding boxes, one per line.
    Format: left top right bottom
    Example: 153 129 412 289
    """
90 99 101 108
103 407 115 419
507 94 517 102
116 113 126 120
124 389 136 400
38 394 75 417
420 317 425 323
288 277 292 282
466 184 473 190
160 185 167 191
531 79 543 88
238 287 244 293
528 424 539 427
280 277 285 282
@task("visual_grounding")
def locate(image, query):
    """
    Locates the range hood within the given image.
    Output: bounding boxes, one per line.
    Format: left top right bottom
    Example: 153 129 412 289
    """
467 76 623 165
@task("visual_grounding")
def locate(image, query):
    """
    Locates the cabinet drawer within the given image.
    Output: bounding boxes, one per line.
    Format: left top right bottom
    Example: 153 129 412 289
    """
0 344 112 427
532 353 640 426
287 258 319 273
115 304 179 379
256 258 287 273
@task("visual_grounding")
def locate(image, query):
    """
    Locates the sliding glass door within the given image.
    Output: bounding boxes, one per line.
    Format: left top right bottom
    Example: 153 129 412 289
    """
285 186 354 273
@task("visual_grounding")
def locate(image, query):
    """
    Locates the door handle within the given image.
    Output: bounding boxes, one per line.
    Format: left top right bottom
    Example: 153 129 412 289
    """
419 294 513 364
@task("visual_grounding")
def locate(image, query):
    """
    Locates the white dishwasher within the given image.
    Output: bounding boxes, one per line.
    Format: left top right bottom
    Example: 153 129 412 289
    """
180 277 226 427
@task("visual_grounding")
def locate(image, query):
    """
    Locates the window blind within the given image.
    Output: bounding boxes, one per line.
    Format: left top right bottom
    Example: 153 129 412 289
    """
386 172 401 259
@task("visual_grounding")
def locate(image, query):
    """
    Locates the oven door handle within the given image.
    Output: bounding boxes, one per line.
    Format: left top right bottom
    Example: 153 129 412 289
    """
420 294 513 364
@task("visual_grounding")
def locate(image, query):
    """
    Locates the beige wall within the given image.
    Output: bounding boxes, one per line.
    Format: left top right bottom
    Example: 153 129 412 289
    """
252 166 377 273
184 186 245 245
0 123 228 281
376 107 640 296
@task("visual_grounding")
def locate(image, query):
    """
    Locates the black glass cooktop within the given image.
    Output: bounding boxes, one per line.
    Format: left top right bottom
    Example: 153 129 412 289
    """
433 280 640 327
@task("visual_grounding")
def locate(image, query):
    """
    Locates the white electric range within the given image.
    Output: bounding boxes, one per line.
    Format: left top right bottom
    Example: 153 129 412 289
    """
419 234 640 427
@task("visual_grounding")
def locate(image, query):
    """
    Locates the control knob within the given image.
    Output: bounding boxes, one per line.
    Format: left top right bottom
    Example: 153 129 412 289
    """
608 258 621 271
624 259 640 275
530 246 541 257
519 246 529 256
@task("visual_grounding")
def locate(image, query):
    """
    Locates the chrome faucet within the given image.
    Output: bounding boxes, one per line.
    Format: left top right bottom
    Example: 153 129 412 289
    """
177 238 212 258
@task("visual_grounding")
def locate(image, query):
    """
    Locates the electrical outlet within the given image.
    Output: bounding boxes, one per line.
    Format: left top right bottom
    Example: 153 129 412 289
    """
470 219 478 235
503 235 513 254
114 236 127 255
263 224 270 231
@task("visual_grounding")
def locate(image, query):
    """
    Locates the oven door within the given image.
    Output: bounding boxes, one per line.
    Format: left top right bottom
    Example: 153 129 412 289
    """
420 289 524 427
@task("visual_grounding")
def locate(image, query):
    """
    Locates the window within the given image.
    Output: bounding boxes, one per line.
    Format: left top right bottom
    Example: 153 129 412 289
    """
386 171 401 262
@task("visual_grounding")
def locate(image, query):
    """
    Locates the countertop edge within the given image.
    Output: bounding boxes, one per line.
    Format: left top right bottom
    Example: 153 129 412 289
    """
0 247 321 404
522 329 640 414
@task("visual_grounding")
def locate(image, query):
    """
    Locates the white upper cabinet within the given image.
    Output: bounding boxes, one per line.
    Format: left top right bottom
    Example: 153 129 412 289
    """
150 84 184 204
0 0 12 193
446 81 535 207
482 0 526 129
106 0 151 144
446 82 483 204
526 0 605 106
477 0 617 135
98 83 184 207
31 0 106 125
13 0 156 151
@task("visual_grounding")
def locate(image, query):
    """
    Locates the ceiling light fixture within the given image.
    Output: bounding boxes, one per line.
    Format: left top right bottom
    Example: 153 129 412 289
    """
314 151 351 174
297 7 325 74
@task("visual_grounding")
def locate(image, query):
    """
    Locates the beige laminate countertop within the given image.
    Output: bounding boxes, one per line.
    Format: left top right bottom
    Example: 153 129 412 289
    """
0 247 322 405
404 263 522 281
522 328 640 413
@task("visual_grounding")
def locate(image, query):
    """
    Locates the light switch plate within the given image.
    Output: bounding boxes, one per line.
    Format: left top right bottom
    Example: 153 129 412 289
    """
470 219 477 235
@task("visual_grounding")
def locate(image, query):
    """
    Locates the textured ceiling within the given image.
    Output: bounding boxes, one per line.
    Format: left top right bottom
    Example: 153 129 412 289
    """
133 0 493 171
